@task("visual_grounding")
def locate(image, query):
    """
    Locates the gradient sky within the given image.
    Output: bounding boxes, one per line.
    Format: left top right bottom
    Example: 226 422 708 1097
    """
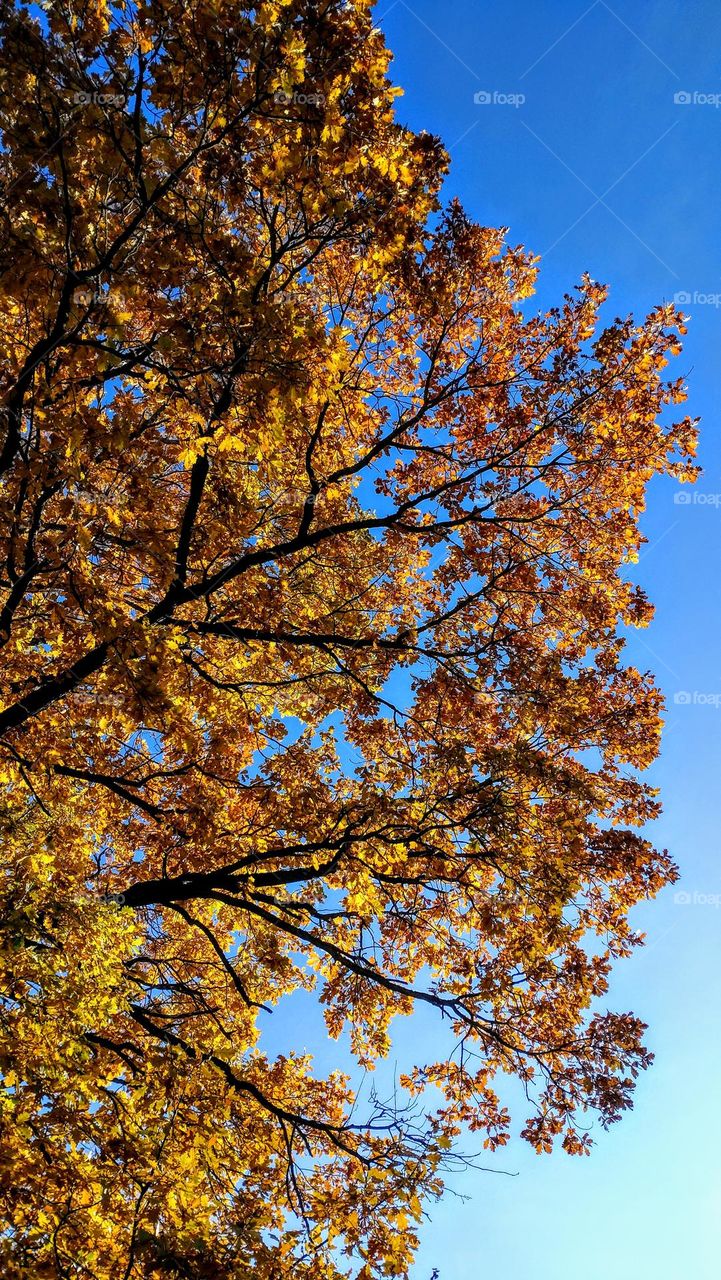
374 3 721 1277
268 4 721 1277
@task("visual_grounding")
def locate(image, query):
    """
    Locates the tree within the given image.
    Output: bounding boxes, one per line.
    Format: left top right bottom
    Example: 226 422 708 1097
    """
0 0 697 1276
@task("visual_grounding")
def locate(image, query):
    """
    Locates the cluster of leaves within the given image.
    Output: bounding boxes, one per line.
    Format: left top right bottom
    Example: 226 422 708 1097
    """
0 0 698 1277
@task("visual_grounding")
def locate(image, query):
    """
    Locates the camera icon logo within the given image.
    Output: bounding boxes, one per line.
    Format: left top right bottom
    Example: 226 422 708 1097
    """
473 91 492 105
674 90 692 104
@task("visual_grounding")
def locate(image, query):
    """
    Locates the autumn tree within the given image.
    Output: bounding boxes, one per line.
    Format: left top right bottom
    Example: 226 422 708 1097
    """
0 0 697 1276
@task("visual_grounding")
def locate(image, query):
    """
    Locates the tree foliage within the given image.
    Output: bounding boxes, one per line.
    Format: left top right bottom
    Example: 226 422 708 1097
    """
0 0 698 1276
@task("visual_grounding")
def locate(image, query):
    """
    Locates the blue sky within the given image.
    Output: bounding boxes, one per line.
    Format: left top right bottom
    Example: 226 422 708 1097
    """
360 3 721 1277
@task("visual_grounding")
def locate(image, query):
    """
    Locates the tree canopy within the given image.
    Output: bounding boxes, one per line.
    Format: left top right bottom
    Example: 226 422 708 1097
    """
0 0 698 1276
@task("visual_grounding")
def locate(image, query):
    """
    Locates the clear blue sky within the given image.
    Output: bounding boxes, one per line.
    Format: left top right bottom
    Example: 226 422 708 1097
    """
369 3 721 1277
